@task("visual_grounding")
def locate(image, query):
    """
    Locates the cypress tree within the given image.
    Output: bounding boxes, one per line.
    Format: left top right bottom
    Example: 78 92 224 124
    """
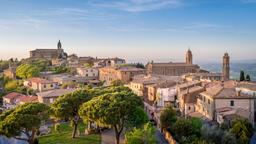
246 75 251 81
240 71 245 81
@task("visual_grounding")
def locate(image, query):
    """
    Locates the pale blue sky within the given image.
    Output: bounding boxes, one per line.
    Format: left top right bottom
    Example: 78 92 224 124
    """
0 0 255 63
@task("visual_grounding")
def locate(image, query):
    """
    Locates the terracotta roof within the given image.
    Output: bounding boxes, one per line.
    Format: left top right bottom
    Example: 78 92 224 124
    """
182 86 205 103
216 107 250 119
177 80 202 89
185 72 222 77
132 75 180 85
237 82 256 91
28 77 54 84
3 92 24 100
100 66 145 72
180 86 205 95
118 67 145 72
18 96 38 103
149 62 199 67
36 89 76 98
201 81 255 99
31 49 59 52
148 80 177 88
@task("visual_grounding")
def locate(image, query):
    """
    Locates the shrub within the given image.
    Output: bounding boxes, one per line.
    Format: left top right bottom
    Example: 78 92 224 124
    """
55 123 61 133
4 80 18 91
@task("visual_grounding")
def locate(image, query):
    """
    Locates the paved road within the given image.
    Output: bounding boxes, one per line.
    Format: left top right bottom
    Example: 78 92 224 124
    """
0 136 27 144
155 129 168 144
101 128 168 144
250 133 256 144
101 129 124 144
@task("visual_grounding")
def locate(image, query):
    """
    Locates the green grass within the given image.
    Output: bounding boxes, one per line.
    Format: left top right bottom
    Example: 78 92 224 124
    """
39 123 101 144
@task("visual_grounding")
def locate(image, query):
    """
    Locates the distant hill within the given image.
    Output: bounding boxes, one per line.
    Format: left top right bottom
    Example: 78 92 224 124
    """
200 63 256 81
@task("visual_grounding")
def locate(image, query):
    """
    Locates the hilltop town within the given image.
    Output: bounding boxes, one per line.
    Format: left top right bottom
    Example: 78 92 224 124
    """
0 41 255 144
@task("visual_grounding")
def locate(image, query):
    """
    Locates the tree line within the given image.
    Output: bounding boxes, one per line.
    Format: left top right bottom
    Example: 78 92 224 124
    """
160 106 254 144
239 70 251 82
0 86 154 144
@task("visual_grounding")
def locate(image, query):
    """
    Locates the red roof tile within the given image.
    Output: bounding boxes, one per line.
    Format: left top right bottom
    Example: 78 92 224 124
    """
18 96 38 103
3 92 24 100
27 77 54 84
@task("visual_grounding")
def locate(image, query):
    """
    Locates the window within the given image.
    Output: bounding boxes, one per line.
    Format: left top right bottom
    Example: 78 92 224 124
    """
44 85 46 88
208 99 210 104
230 100 234 106
50 98 54 103
188 106 191 110
50 84 53 87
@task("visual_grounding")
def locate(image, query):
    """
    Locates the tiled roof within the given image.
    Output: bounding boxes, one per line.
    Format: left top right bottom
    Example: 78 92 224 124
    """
100 66 145 72
180 86 205 95
216 107 250 119
31 49 59 52
36 89 76 98
118 67 145 72
201 81 255 99
149 62 199 67
28 77 54 84
18 96 38 103
132 75 181 84
182 86 205 103
3 92 24 100
185 72 222 77
148 80 177 88
177 80 202 89
237 82 256 91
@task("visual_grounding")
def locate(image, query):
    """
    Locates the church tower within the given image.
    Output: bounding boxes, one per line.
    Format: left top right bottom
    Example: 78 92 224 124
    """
222 53 230 81
186 49 193 64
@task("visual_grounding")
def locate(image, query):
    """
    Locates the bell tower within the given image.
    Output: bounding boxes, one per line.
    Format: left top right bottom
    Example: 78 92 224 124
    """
222 53 230 81
186 49 193 64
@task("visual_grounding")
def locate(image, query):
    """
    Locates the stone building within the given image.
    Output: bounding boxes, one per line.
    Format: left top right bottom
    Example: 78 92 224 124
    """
186 49 193 64
222 53 230 81
177 80 205 116
99 66 146 85
93 57 126 67
129 75 180 99
3 60 17 79
24 77 58 92
183 73 223 82
76 67 99 78
147 81 177 102
3 92 38 109
30 40 67 60
196 81 256 125
146 49 200 76
37 89 76 105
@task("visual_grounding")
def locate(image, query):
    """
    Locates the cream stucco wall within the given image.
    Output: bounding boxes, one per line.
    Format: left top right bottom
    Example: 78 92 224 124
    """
215 99 252 110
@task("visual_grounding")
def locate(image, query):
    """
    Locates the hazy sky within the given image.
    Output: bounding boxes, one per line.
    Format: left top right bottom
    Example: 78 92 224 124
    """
0 0 255 63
